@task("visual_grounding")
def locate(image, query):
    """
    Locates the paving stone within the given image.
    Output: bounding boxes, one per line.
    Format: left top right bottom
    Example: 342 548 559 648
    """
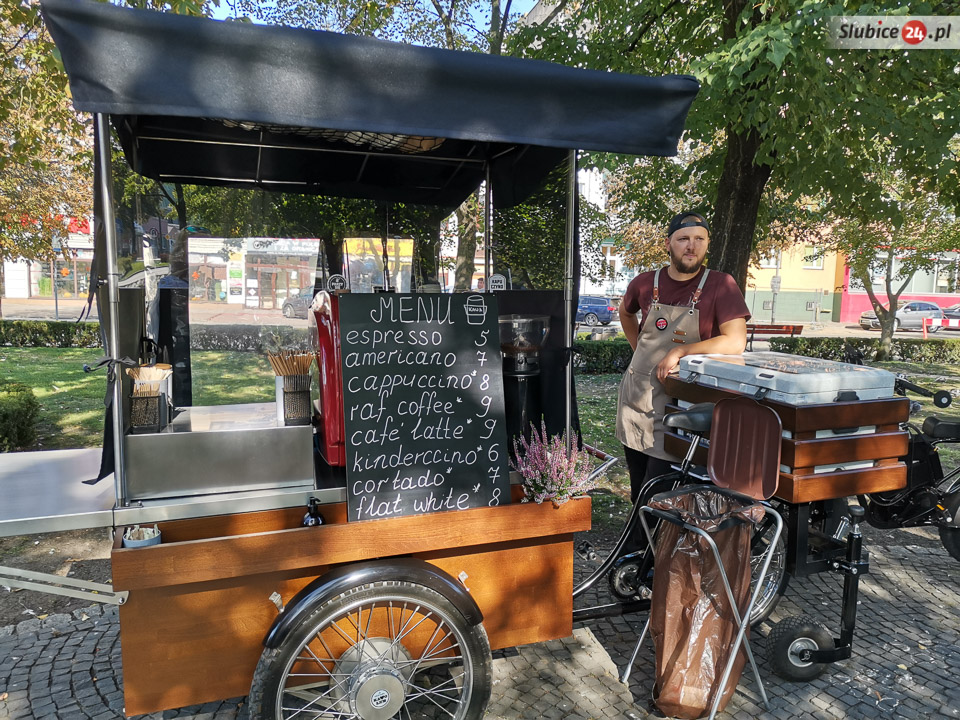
12 621 40 636
0 534 956 720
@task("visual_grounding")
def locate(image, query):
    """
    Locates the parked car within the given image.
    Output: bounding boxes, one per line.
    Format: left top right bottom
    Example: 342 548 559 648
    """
943 304 960 327
281 292 315 319
859 301 944 332
576 296 617 326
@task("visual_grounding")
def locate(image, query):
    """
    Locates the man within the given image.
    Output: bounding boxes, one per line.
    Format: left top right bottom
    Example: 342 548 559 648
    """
616 211 750 501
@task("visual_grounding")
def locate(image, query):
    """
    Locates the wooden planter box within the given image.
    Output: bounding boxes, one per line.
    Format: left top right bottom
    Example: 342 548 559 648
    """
662 376 909 504
111 495 591 715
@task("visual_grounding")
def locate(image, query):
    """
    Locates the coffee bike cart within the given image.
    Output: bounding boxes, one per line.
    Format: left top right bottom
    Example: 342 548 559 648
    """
0 2 701 718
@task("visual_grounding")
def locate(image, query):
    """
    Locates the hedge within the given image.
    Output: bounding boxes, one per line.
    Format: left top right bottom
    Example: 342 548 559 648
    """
771 336 960 364
11 317 959 367
574 338 633 374
0 380 40 451
190 324 311 352
0 320 314 353
0 320 102 348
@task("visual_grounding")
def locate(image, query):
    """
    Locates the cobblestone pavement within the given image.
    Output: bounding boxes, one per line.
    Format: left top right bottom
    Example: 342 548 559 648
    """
1 530 958 719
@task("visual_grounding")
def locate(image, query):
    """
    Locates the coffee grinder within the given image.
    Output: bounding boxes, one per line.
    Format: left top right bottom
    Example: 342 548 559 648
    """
498 314 551 445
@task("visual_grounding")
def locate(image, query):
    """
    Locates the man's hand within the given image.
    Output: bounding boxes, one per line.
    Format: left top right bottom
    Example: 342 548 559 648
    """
656 347 685 382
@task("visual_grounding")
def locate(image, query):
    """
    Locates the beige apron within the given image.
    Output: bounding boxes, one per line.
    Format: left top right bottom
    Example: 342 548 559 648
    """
616 268 709 460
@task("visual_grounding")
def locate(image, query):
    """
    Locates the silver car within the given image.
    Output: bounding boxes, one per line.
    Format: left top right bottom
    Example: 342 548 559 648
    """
859 301 944 332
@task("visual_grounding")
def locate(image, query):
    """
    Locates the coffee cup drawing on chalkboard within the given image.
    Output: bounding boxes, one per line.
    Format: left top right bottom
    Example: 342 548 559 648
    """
464 295 487 325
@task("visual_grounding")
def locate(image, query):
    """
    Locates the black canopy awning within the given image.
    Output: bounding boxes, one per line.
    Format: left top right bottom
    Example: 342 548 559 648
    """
42 0 699 207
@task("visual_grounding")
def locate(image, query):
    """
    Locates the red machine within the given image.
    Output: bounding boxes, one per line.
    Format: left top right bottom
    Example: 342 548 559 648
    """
310 292 346 467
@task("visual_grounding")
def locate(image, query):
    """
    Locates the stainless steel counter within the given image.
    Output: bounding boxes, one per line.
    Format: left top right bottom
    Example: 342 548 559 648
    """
124 403 315 501
0 403 347 538
0 446 345 538
0 448 114 536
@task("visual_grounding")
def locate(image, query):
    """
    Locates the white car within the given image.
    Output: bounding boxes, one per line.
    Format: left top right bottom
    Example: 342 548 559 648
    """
859 301 943 332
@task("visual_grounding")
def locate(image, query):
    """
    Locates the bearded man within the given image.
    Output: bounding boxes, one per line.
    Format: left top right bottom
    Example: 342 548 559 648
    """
616 211 750 500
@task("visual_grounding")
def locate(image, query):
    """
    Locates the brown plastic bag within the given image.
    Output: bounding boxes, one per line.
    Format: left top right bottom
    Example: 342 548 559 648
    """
648 486 764 719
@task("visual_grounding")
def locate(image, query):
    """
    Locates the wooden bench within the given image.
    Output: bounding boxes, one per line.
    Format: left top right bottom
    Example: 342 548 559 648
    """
746 323 803 350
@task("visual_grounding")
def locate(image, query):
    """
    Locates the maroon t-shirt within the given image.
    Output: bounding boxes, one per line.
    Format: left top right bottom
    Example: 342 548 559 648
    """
622 266 750 340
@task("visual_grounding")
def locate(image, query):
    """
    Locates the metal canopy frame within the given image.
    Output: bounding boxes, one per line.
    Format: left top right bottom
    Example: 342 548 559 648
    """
93 114 583 503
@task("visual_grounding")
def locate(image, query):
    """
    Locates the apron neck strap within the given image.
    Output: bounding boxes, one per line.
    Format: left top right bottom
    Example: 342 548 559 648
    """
690 268 710 308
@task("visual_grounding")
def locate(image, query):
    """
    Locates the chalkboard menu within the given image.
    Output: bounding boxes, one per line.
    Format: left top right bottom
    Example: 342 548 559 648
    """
338 293 511 522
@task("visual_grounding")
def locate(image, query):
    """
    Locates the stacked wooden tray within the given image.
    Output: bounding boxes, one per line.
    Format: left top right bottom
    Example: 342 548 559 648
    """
662 375 909 504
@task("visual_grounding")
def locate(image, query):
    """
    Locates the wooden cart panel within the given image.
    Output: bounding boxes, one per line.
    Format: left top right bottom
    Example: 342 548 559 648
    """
112 497 590 715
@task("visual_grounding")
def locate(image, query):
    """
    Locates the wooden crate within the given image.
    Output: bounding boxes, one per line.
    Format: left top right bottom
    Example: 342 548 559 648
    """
662 376 909 503
112 496 591 716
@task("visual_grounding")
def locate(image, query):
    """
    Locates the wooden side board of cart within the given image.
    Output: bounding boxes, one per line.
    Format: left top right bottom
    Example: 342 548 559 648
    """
113 491 590 715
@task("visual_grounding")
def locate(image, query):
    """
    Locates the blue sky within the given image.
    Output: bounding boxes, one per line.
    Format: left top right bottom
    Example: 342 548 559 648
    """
211 1 540 29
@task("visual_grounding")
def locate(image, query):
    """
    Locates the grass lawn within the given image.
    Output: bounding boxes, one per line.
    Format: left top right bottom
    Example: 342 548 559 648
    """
0 348 276 450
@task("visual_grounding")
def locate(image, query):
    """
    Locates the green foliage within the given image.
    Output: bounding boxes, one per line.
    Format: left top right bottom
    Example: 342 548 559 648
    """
0 320 318 353
190 324 311 352
574 338 633 374
0 320 101 348
0 380 39 451
771 336 960 365
515 0 960 286
494 167 610 289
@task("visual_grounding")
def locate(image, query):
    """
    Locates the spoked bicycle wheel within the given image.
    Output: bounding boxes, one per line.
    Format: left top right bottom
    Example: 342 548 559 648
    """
248 580 492 720
748 515 789 626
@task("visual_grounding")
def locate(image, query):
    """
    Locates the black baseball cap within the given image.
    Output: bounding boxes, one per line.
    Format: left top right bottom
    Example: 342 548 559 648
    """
667 211 711 238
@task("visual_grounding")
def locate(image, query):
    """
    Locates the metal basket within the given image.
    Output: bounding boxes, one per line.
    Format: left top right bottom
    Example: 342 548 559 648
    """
276 375 312 426
130 394 166 433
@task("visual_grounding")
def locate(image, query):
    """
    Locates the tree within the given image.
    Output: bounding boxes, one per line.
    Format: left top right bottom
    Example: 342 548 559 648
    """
818 174 960 360
0 7 91 316
494 169 610 289
514 1 960 290
0 0 220 315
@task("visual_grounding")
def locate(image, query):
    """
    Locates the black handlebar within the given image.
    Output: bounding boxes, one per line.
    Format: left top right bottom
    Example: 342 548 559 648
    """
894 377 952 408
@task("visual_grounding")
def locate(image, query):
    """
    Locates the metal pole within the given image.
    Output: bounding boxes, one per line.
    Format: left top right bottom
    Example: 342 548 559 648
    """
380 204 391 291
484 165 493 289
95 114 126 508
51 259 60 321
564 150 577 454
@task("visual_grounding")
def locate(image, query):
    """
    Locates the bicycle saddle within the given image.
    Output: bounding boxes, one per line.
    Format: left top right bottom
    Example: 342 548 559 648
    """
921 416 960 440
663 402 715 434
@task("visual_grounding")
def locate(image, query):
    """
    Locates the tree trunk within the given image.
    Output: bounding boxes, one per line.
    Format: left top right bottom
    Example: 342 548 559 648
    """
454 197 478 291
857 255 911 361
710 127 772 290
174 183 187 229
412 223 441 289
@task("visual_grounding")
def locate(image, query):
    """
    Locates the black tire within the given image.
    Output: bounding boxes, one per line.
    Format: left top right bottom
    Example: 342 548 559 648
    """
282 304 295 318
939 525 960 562
584 312 599 326
248 580 492 720
929 324 942 334
605 473 683 601
767 615 835 682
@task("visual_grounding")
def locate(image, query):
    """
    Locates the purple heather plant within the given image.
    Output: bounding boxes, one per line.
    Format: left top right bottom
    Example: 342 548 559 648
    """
510 421 594 506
